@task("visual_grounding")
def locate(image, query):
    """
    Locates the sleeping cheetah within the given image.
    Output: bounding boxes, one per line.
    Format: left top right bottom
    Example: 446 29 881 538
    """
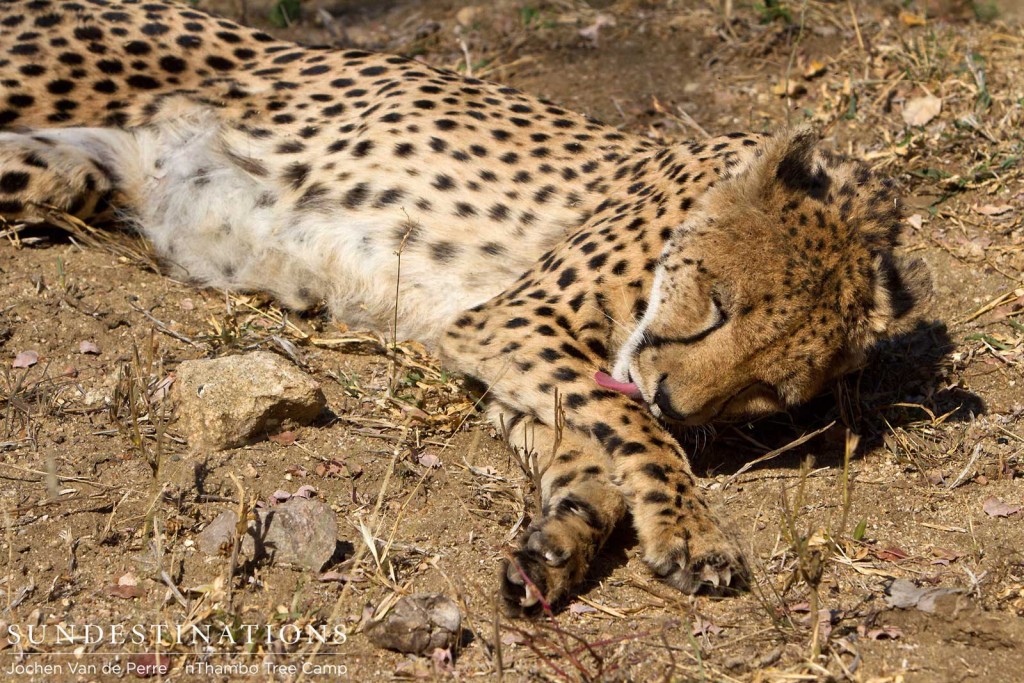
0 0 929 613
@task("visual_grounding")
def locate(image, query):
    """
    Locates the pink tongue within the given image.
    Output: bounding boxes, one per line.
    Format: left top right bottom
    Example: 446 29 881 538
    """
594 371 642 400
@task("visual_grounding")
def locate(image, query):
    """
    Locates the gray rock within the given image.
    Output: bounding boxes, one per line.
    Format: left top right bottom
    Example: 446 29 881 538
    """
175 351 325 450
196 497 337 571
366 594 462 654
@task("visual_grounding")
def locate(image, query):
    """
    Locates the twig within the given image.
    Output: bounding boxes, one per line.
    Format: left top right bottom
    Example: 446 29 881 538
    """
846 0 865 53
723 421 836 488
948 442 984 489
128 299 203 348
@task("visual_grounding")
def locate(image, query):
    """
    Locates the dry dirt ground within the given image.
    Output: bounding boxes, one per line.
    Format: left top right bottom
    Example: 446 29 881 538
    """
2 1 1024 681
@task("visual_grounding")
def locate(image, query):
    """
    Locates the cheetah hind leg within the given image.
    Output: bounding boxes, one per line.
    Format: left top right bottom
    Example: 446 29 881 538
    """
496 406 627 616
0 129 133 224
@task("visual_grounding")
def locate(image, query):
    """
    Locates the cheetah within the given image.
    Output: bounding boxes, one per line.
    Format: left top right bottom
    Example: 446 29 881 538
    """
0 0 929 614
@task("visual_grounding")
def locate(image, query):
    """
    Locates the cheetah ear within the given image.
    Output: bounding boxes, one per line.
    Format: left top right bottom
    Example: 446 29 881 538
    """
727 127 827 201
769 127 832 200
867 254 933 337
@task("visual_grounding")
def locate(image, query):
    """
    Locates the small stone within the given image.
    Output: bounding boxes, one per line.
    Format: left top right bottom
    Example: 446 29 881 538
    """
196 497 337 571
174 351 325 450
366 594 462 654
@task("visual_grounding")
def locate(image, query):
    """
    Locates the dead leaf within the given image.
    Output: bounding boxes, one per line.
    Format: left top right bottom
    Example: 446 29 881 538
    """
418 452 441 468
579 14 615 46
269 489 292 505
858 623 903 640
569 602 597 614
78 340 101 355
319 569 365 583
316 458 349 478
874 546 910 562
906 213 924 230
983 496 1021 518
431 647 454 673
885 578 960 613
899 11 927 26
974 203 1014 217
12 350 39 369
691 616 723 637
294 484 317 499
268 430 297 446
930 547 965 566
501 631 525 645
902 94 942 126
803 60 827 80
148 374 174 402
107 584 146 599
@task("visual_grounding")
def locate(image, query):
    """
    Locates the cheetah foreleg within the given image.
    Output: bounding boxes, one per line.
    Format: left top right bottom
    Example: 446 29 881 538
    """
493 405 626 615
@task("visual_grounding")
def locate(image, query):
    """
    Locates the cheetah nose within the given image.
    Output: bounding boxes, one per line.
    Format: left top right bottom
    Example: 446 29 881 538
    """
653 380 687 422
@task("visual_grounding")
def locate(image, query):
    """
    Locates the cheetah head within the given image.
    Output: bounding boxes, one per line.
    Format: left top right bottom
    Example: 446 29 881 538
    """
612 129 931 425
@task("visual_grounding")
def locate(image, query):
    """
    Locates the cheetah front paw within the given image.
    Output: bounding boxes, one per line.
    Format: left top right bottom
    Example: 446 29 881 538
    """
500 522 595 616
644 523 750 596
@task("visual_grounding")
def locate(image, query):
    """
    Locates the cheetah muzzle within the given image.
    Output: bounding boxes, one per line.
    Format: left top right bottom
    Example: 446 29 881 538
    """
0 1 931 616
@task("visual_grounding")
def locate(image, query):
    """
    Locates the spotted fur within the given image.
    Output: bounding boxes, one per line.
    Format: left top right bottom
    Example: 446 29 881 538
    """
0 0 929 613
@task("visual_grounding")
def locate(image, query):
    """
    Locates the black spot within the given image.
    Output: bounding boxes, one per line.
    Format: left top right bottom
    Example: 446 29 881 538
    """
641 463 669 482
342 182 370 209
0 172 30 193
96 59 124 74
93 79 117 94
373 188 404 207
159 55 187 73
34 13 62 27
352 140 374 158
141 22 169 36
176 34 202 49
127 75 161 90
296 182 329 210
46 79 74 95
7 93 34 108
432 174 455 191
430 241 459 263
124 40 151 55
300 64 330 76
553 367 578 381
206 55 235 71
73 25 103 41
455 202 476 217
488 204 510 221
557 268 578 288
277 140 305 154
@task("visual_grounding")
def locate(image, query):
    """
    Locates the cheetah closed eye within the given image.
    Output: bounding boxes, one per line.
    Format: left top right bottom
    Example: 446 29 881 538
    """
0 0 930 614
